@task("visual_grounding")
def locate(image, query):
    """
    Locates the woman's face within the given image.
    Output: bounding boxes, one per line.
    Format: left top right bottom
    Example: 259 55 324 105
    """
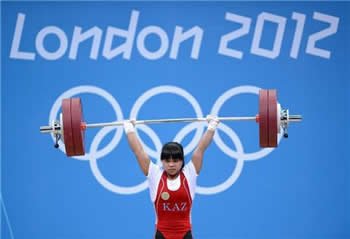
162 158 183 179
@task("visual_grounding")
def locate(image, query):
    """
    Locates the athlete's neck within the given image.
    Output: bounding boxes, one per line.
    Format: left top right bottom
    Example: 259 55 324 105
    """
167 172 180 180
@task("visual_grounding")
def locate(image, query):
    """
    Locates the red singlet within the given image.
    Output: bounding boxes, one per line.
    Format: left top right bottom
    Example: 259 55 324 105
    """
154 171 192 239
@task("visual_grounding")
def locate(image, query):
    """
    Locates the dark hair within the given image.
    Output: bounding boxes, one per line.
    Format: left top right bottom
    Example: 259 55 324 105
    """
160 142 185 169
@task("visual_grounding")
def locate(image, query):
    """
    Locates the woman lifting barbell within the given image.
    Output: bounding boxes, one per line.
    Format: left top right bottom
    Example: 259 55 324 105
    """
123 115 220 239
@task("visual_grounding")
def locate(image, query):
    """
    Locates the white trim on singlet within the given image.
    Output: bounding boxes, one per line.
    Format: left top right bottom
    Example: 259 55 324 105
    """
182 176 193 224
154 177 165 225
147 161 198 203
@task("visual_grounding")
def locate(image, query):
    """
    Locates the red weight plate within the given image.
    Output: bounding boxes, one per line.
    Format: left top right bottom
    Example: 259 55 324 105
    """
259 90 269 148
268 90 277 147
71 98 85 156
62 99 75 156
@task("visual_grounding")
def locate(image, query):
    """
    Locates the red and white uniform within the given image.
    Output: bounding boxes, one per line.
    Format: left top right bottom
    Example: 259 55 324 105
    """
148 161 198 239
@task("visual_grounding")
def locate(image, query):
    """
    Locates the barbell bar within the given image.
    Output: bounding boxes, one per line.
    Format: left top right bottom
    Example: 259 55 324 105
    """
40 89 302 156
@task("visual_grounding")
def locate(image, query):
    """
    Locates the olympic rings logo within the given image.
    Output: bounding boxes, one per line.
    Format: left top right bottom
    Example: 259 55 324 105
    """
49 85 282 195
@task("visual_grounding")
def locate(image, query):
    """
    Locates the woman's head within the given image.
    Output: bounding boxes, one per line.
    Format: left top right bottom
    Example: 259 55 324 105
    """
160 142 184 178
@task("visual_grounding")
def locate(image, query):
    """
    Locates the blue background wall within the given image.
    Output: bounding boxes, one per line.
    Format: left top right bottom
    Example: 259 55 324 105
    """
2 2 349 239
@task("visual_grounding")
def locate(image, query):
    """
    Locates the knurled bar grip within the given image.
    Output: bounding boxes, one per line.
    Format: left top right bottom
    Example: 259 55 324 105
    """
85 117 258 128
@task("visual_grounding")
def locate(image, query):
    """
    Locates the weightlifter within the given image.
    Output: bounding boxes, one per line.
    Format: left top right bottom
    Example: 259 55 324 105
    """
123 115 220 239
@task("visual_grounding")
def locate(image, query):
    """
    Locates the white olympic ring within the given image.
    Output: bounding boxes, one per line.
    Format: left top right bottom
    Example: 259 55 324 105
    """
130 85 205 158
174 122 245 195
49 86 124 161
49 85 283 195
89 124 162 194
211 85 283 161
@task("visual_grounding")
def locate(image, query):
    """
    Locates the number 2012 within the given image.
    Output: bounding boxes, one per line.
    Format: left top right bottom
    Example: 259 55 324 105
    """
218 11 340 60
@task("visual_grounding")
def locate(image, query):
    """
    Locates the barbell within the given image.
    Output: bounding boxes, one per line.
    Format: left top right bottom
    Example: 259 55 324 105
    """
40 89 302 157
